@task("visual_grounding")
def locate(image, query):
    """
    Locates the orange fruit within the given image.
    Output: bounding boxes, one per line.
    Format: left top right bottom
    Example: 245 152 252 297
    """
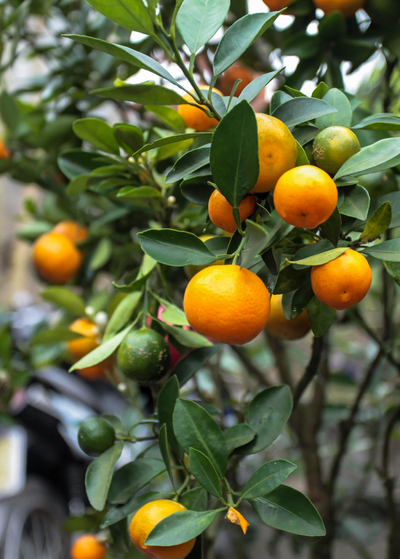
274 165 338 229
68 318 99 359
313 0 365 17
311 249 372 310
265 294 311 340
71 534 106 559
251 114 298 193
0 139 11 159
76 363 110 381
208 190 257 233
218 63 254 97
184 265 270 345
129 500 196 559
52 220 88 244
262 0 292 9
313 126 361 176
178 86 222 131
32 232 81 284
184 234 224 279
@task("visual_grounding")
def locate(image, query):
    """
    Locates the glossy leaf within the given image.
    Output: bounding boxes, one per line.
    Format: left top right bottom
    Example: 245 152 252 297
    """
288 247 348 267
158 321 213 348
108 458 166 504
166 146 210 184
315 89 352 129
252 485 326 537
292 240 334 270
134 133 211 158
352 113 400 131
103 292 142 342
213 12 281 76
274 266 311 294
306 297 336 337
367 192 400 229
272 97 337 129
189 448 222 499
72 118 120 154
180 176 214 206
282 283 314 320
172 345 222 387
295 141 309 166
238 70 283 103
145 106 186 133
362 239 400 262
236 385 293 455
180 487 208 511
83 0 153 34
359 202 392 241
40 287 86 316
241 221 268 267
173 399 228 476
320 207 341 247
138 229 217 267
145 509 222 546
158 375 181 457
177 0 230 54
223 424 255 453
334 138 400 180
159 425 174 486
240 460 296 501
85 442 123 511
339 185 370 220
92 84 187 106
117 186 162 198
113 124 144 154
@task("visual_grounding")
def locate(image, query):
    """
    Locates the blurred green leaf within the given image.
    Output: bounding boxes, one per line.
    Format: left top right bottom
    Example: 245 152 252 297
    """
41 287 86 316
177 0 230 54
86 442 123 511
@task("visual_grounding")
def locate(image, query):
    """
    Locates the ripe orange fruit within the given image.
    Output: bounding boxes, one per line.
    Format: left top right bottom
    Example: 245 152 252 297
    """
68 318 99 359
313 0 365 17
129 500 196 559
0 139 11 159
274 165 338 229
265 294 311 340
251 114 298 193
178 86 222 131
313 126 361 176
71 534 106 559
184 265 270 345
52 220 88 244
184 235 224 279
262 0 292 9
208 190 257 233
32 232 81 284
311 249 372 310
218 63 254 97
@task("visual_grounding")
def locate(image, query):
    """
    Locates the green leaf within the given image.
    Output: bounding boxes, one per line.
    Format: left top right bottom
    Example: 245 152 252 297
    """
263 212 294 252
117 186 163 198
166 146 210 184
103 291 142 342
189 448 222 498
320 207 341 247
339 185 370 220
0 91 19 132
64 35 181 89
134 133 211 158
145 509 222 546
72 118 120 155
180 487 208 511
334 138 400 180
67 174 90 195
240 460 297 501
180 176 214 206
312 82 329 99
173 399 228 476
359 202 392 242
159 425 174 486
40 287 86 316
270 91 292 113
236 386 293 455
213 12 281 76
295 141 310 166
252 485 326 537
58 149 102 180
383 261 400 286
306 297 336 337
177 0 230 54
288 248 348 267
292 240 334 270
70 324 133 371
89 238 113 271
83 0 153 34
274 266 310 294
272 97 337 129
17 221 53 241
160 304 189 327
367 192 400 229
223 424 255 453
92 84 187 106
158 375 182 457
282 283 314 320
138 229 217 267
241 221 269 267
211 100 258 207
362 239 400 262
352 113 400 131
113 124 144 154
108 458 166 504
145 106 186 133
172 345 222 387
315 89 352 129
238 70 283 103
85 442 123 511
31 327 82 345
157 321 213 348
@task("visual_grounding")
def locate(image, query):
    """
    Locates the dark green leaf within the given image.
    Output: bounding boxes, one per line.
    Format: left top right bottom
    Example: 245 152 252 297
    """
32 327 82 345
172 345 222 387
352 113 400 131
288 248 348 267
159 425 174 486
383 261 400 286
320 207 341 247
177 0 230 54
274 266 310 294
113 124 144 154
292 240 334 270
334 138 400 180
223 424 255 453
117 186 162 198
180 176 214 206
189 448 222 499
272 98 337 129
180 487 208 511
0 91 19 132
58 149 102 179
282 283 314 320
73 118 120 154
108 458 166 504
306 297 336 337
362 239 400 262
240 460 296 501
166 146 210 184
145 509 222 546
367 192 400 229
238 70 283 103
85 442 123 511
158 375 182 457
40 287 86 316
103 291 142 342
339 185 370 220
91 84 187 106
359 202 392 241
241 221 268 267
134 133 211 158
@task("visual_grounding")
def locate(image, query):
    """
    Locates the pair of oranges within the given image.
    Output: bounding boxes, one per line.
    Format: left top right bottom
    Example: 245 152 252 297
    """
263 0 365 18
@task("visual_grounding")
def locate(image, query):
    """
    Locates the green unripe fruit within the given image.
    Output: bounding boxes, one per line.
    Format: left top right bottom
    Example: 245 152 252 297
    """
313 126 361 176
78 417 116 457
117 328 171 383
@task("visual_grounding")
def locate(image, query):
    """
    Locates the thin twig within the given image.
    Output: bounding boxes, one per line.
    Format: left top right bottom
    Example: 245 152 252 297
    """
293 336 326 410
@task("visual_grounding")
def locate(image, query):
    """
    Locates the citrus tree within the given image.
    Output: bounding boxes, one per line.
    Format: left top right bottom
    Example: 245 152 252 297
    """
2 1 400 559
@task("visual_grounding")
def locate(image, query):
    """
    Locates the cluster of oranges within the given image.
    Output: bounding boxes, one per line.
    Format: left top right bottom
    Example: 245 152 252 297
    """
179 90 372 347
262 0 365 18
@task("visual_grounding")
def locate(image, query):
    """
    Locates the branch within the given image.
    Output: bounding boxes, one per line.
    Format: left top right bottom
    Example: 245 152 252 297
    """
230 346 271 387
293 336 326 410
266 334 294 391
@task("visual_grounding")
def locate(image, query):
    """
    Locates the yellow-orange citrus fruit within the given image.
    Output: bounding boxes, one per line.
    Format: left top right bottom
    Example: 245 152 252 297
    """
262 0 292 9
313 0 365 17
184 265 270 345
178 86 222 131
184 235 224 279
313 126 361 176
311 249 372 310
71 535 106 559
251 114 298 193
0 139 11 159
274 165 338 229
265 294 311 340
76 363 110 381
32 233 81 284
208 190 257 233
68 318 99 359
52 220 88 244
218 63 254 97
129 500 195 559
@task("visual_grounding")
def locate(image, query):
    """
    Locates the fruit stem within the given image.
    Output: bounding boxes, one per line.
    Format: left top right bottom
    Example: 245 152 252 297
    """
173 475 190 500
232 234 248 265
